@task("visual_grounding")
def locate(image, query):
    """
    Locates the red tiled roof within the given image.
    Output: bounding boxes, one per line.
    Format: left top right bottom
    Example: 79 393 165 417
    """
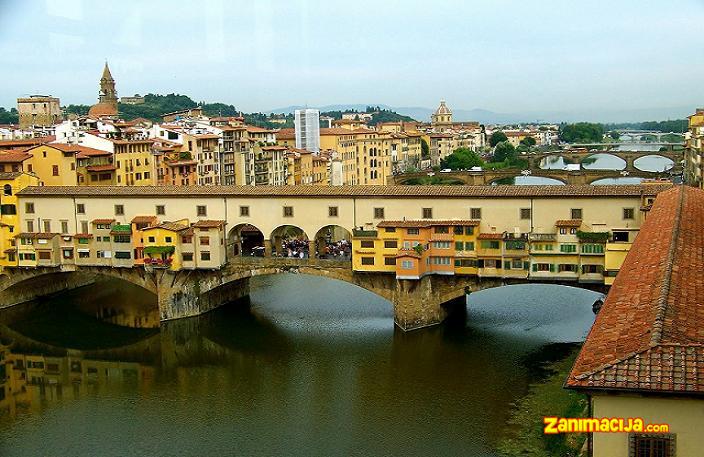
276 128 295 139
131 215 157 224
44 143 112 158
0 136 55 149
86 165 116 172
74 233 93 238
377 220 481 228
192 219 225 228
320 128 355 136
566 186 704 395
477 233 504 240
555 219 582 227
15 232 59 239
0 152 31 163
16 184 671 198
91 218 115 224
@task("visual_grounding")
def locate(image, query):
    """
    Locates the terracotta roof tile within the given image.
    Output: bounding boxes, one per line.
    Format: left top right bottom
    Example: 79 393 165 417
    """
555 219 583 227
477 233 504 240
131 215 158 224
91 218 115 224
16 184 671 199
192 219 225 228
566 186 704 395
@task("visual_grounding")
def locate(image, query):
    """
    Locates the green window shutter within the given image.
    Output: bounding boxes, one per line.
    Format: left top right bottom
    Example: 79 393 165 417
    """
532 263 537 272
504 261 510 269
549 264 555 272
523 261 530 270
455 241 464 251
466 242 474 251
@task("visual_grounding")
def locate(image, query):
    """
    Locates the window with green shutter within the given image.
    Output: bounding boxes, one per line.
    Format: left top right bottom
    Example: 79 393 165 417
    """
504 261 511 269
549 264 555 272
455 241 464 251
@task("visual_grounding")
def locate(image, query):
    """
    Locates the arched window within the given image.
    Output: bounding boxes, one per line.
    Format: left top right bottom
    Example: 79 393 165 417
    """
3 184 12 196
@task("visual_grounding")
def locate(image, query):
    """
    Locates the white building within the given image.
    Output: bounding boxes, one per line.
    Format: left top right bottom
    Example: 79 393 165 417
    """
294 109 320 153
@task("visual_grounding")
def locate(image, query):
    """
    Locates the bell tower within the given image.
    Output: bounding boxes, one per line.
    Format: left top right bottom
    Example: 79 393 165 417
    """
99 61 118 108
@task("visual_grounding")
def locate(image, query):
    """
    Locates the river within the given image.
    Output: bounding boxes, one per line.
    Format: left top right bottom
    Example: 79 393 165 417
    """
0 276 600 456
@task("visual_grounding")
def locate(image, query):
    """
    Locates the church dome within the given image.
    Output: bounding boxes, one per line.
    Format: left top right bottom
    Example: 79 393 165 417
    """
435 100 452 115
88 102 118 118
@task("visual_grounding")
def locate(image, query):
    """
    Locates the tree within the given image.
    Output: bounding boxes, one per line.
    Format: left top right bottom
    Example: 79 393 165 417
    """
440 147 484 170
489 131 508 147
609 131 620 140
493 141 517 163
520 136 536 147
421 138 430 159
0 107 18 124
559 123 604 143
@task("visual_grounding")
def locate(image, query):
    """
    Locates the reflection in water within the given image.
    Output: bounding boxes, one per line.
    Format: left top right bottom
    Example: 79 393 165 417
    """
579 153 626 170
0 276 598 456
633 155 673 172
591 177 645 185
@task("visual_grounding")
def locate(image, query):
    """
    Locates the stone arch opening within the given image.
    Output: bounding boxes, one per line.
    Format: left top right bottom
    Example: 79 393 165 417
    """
580 153 626 170
313 225 352 260
270 225 310 258
228 223 265 257
633 155 674 173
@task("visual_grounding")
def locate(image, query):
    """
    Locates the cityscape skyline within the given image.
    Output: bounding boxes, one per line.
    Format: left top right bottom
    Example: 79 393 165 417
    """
1 0 703 122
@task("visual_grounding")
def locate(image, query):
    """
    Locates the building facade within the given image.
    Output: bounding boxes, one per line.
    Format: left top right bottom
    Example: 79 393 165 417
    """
16 95 62 129
294 109 320 153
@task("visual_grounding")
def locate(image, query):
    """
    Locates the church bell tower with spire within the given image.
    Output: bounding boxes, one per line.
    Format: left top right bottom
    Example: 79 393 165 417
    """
99 61 118 107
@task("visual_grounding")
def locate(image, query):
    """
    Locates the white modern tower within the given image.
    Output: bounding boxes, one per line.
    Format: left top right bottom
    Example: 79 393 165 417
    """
294 109 320 153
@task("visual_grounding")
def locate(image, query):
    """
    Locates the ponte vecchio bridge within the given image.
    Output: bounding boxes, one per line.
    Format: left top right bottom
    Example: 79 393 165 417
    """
0 184 670 331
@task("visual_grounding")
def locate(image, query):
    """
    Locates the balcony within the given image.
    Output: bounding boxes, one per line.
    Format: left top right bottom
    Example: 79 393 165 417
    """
529 233 556 242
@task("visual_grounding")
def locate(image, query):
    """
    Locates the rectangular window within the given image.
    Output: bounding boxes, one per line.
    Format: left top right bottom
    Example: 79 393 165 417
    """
182 253 194 262
165 236 172 243
520 208 531 220
115 204 124 215
453 226 463 235
581 264 603 274
283 206 293 217
182 235 193 244
559 227 567 235
470 208 481 219
61 220 69 234
113 235 131 243
199 236 210 246
361 257 375 265
156 205 165 215
512 259 524 269
455 241 464 251
433 241 451 249
407 228 419 235
26 220 34 232
384 257 396 266
52 165 59 176
200 251 211 261
374 207 385 219
240 206 249 217
612 231 629 242
25 202 34 213
628 433 675 457
623 208 635 220
384 240 397 249
328 206 338 217
43 220 51 232
480 240 500 249
465 241 474 251
465 226 474 235
81 221 88 233
197 205 207 217
384 227 396 233
114 251 131 259
581 243 604 254
78 251 90 258
401 260 413 269
558 264 578 272
148 236 156 243
38 251 51 260
76 203 85 214
571 208 583 219
560 244 577 253
360 240 375 248
434 226 449 234
422 208 433 219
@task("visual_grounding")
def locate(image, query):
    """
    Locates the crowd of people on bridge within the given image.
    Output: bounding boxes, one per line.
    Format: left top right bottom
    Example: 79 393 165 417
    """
279 238 310 258
319 239 351 260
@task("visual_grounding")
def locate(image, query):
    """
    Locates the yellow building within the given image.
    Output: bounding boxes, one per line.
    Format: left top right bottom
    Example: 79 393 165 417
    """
24 144 79 186
567 186 704 457
113 139 154 186
685 108 704 188
142 220 190 271
0 172 39 268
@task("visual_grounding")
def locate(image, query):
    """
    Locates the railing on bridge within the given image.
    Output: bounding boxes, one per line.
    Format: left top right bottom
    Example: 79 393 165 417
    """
226 256 351 268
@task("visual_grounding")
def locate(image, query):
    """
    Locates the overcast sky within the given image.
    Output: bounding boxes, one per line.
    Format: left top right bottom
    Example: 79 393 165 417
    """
1 0 703 119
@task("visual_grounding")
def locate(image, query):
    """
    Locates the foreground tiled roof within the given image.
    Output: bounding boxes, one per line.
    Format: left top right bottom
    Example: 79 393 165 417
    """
16 184 671 198
131 215 157 224
566 186 704 395
477 233 504 240
555 219 583 227
377 219 481 228
192 219 225 228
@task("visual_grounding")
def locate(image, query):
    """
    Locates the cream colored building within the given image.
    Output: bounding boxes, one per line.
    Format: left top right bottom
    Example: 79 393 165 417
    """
17 95 62 129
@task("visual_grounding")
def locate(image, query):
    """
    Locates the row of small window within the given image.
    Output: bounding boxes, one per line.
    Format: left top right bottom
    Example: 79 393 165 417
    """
373 207 637 221
24 203 206 217
532 264 604 273
532 243 605 253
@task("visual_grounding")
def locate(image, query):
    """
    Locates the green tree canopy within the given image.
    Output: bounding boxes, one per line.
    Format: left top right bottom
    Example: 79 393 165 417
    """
0 107 18 124
421 138 430 159
559 123 605 143
489 131 508 147
520 136 536 147
609 131 620 140
493 141 517 163
440 147 484 170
